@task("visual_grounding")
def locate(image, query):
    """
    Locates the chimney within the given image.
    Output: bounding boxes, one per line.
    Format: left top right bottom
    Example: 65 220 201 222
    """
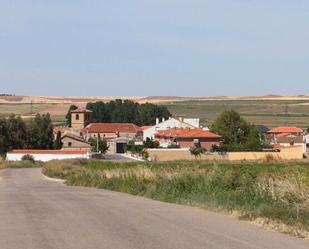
156 118 159 125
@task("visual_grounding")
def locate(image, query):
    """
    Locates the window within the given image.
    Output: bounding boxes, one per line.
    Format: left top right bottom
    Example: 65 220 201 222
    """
68 142 72 147
76 114 79 120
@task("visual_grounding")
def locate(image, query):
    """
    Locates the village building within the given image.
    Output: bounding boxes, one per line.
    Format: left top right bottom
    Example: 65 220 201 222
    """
81 123 143 153
266 126 306 153
267 126 304 136
155 128 222 150
70 107 93 130
61 133 91 151
143 117 200 140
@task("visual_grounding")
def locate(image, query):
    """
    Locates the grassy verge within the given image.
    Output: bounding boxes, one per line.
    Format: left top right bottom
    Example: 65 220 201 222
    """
0 159 42 169
42 159 309 238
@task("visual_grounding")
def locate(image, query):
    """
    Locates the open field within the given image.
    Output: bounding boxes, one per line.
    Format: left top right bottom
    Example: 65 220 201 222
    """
165 99 309 128
1 96 309 128
43 159 309 239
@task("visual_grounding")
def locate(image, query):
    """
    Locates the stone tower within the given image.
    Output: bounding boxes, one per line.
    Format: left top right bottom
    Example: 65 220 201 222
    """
70 107 93 131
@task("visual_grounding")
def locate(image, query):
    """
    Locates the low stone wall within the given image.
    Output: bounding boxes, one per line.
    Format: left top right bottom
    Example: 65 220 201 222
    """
147 146 304 162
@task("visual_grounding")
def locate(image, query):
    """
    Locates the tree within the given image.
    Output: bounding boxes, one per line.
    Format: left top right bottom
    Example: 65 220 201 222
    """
211 110 250 150
211 110 263 151
89 138 109 154
0 118 8 153
27 114 54 149
66 105 78 126
53 131 63 149
83 99 171 126
139 103 171 125
245 126 263 150
5 115 27 151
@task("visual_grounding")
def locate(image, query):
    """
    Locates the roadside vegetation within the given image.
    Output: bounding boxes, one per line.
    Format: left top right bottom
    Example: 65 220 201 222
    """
0 158 42 169
43 159 309 238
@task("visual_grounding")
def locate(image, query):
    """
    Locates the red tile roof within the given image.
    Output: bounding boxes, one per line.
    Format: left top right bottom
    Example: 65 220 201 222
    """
82 123 143 133
71 107 92 113
155 128 221 139
61 133 90 144
8 150 89 155
268 127 303 134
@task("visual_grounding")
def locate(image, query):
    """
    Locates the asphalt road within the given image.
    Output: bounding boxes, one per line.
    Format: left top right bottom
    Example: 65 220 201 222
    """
104 153 137 162
0 168 308 249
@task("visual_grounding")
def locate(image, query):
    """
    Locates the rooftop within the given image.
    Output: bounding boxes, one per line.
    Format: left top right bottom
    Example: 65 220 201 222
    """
156 128 221 139
82 123 143 133
268 127 303 134
70 107 92 113
8 150 89 155
61 133 90 144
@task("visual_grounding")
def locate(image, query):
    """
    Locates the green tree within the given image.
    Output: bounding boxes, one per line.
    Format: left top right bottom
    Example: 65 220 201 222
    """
53 131 63 149
89 138 109 154
6 115 27 150
139 103 171 125
27 114 54 149
0 118 8 153
211 110 263 151
245 126 263 151
66 104 78 126
83 99 171 126
211 110 250 149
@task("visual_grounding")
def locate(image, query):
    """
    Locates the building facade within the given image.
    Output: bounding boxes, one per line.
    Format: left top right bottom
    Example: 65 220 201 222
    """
61 133 91 151
70 107 93 130
143 117 199 140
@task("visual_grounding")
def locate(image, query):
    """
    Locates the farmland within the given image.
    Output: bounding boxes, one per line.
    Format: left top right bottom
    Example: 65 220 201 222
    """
165 99 309 128
1 96 309 128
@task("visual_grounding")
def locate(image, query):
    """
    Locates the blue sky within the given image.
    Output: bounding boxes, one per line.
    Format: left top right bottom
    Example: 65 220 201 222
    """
1 0 309 96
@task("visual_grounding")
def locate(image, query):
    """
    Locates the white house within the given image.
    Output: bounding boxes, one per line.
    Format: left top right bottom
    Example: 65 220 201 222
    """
6 150 91 162
143 117 200 140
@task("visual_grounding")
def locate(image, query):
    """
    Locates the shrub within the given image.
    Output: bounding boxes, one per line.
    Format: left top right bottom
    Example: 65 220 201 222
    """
143 138 160 148
21 154 35 163
189 146 206 159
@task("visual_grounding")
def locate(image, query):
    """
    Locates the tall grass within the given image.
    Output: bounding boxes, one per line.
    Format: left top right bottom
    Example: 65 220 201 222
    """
43 159 309 238
0 159 42 169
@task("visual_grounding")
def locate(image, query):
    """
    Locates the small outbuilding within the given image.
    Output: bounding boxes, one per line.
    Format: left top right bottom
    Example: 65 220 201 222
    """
61 133 91 151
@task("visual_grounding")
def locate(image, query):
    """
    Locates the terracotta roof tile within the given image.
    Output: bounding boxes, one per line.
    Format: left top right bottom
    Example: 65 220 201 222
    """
61 133 90 144
71 107 92 113
82 123 143 133
8 150 89 155
268 127 303 134
155 128 221 139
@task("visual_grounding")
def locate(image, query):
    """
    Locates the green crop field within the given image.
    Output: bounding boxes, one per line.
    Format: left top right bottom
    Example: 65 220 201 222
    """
164 100 309 128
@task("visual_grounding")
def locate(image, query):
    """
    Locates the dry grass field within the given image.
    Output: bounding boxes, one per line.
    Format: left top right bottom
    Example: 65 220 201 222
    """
1 95 309 128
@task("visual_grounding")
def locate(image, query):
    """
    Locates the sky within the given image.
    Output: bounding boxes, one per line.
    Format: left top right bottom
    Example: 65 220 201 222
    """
0 0 309 96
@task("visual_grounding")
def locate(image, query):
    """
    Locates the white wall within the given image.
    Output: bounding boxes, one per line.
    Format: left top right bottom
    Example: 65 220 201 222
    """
143 118 197 140
6 153 91 162
183 118 200 128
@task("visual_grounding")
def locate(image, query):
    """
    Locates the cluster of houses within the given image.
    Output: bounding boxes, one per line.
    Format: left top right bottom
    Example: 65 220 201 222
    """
6 107 309 161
